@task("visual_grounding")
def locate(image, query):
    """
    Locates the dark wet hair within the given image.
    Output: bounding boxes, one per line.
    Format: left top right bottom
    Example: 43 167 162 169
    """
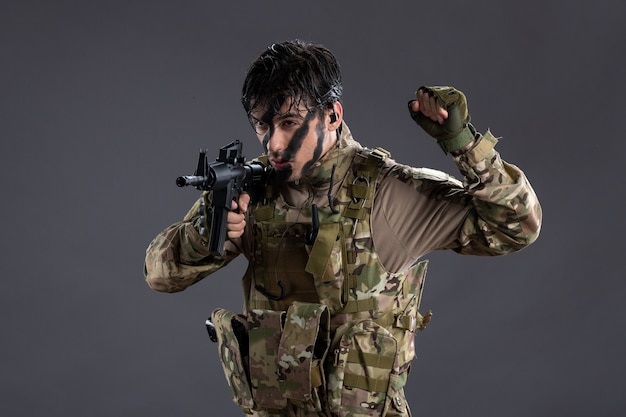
241 40 343 117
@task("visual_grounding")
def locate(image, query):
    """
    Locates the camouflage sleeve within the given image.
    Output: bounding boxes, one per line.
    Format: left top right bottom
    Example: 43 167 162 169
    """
143 195 241 293
448 130 542 255
373 130 541 272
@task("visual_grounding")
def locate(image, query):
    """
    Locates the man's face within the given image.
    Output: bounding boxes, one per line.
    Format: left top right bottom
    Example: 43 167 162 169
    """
249 98 333 182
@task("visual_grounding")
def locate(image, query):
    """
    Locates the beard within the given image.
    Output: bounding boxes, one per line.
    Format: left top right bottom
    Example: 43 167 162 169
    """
274 165 294 182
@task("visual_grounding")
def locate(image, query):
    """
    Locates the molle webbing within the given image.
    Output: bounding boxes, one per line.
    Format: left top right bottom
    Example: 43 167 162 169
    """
343 349 395 392
247 146 428 327
213 145 435 414
343 147 390 221
337 147 389 315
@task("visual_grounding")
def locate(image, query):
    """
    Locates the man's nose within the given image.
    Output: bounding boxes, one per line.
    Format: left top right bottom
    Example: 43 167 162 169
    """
266 130 289 155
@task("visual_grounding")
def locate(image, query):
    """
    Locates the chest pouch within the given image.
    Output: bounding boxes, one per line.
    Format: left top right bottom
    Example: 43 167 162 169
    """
230 302 331 413
247 308 287 411
276 302 330 411
326 319 402 416
305 221 348 313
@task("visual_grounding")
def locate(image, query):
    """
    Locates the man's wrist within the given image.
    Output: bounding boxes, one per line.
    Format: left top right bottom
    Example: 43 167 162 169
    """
437 123 478 155
454 130 499 163
450 138 477 156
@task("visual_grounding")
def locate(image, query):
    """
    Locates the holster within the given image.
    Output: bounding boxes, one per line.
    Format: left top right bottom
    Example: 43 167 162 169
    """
210 308 254 413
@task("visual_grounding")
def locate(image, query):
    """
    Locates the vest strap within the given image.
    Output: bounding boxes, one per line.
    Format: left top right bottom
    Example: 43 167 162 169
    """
343 148 388 220
340 297 377 313
343 373 389 393
346 349 395 369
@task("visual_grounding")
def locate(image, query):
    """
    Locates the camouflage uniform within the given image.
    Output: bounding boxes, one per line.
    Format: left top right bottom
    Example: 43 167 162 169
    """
144 122 542 417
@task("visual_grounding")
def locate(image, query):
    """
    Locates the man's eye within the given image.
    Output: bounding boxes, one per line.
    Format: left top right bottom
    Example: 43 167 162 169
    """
252 120 268 133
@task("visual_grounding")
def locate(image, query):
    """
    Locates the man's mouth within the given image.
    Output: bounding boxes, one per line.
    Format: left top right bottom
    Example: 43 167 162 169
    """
271 158 291 170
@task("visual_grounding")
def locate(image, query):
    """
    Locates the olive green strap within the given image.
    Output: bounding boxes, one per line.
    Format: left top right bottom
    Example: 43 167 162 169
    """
343 374 389 393
346 350 395 369
343 350 395 392
340 298 377 313
437 122 477 154
340 332 396 393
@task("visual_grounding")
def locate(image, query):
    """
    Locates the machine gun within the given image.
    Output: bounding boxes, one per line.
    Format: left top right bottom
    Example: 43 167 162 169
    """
176 140 267 256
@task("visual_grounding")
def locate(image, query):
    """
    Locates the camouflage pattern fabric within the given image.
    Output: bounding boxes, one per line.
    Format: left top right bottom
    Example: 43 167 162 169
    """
211 308 254 413
277 302 329 411
248 309 287 410
144 121 542 417
223 136 430 416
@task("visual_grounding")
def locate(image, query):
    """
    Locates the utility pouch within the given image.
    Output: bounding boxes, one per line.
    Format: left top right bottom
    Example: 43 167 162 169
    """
326 319 399 417
305 222 347 313
210 308 254 414
247 309 287 410
277 302 330 412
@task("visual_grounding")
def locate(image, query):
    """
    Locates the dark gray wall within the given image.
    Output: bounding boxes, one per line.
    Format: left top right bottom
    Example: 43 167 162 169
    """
2 1 624 416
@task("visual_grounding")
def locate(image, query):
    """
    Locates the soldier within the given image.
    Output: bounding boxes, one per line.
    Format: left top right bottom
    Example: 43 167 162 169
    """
144 39 542 417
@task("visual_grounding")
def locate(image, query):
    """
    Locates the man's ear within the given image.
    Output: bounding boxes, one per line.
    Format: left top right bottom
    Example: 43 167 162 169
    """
328 101 343 129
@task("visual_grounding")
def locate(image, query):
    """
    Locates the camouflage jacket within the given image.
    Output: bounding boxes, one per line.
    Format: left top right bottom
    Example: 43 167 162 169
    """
145 121 541 294
144 121 541 416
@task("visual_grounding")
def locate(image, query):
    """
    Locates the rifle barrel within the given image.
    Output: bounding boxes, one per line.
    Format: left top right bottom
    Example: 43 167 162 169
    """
176 175 211 188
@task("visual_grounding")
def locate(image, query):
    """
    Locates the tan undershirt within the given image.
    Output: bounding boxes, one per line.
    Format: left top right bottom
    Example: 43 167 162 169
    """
371 174 470 273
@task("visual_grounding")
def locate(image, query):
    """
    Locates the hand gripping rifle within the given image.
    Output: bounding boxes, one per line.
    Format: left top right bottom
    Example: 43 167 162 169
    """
176 140 267 256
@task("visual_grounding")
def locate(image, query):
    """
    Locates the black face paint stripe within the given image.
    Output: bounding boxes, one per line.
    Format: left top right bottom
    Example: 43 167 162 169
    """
260 108 275 152
262 131 270 152
259 97 290 153
301 118 325 175
277 110 314 162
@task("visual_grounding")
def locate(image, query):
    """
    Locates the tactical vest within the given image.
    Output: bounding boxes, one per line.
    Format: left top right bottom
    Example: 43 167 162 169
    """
211 147 431 416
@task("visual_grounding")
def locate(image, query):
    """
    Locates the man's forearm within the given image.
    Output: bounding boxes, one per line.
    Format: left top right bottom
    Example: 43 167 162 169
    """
144 216 236 293
453 131 542 254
